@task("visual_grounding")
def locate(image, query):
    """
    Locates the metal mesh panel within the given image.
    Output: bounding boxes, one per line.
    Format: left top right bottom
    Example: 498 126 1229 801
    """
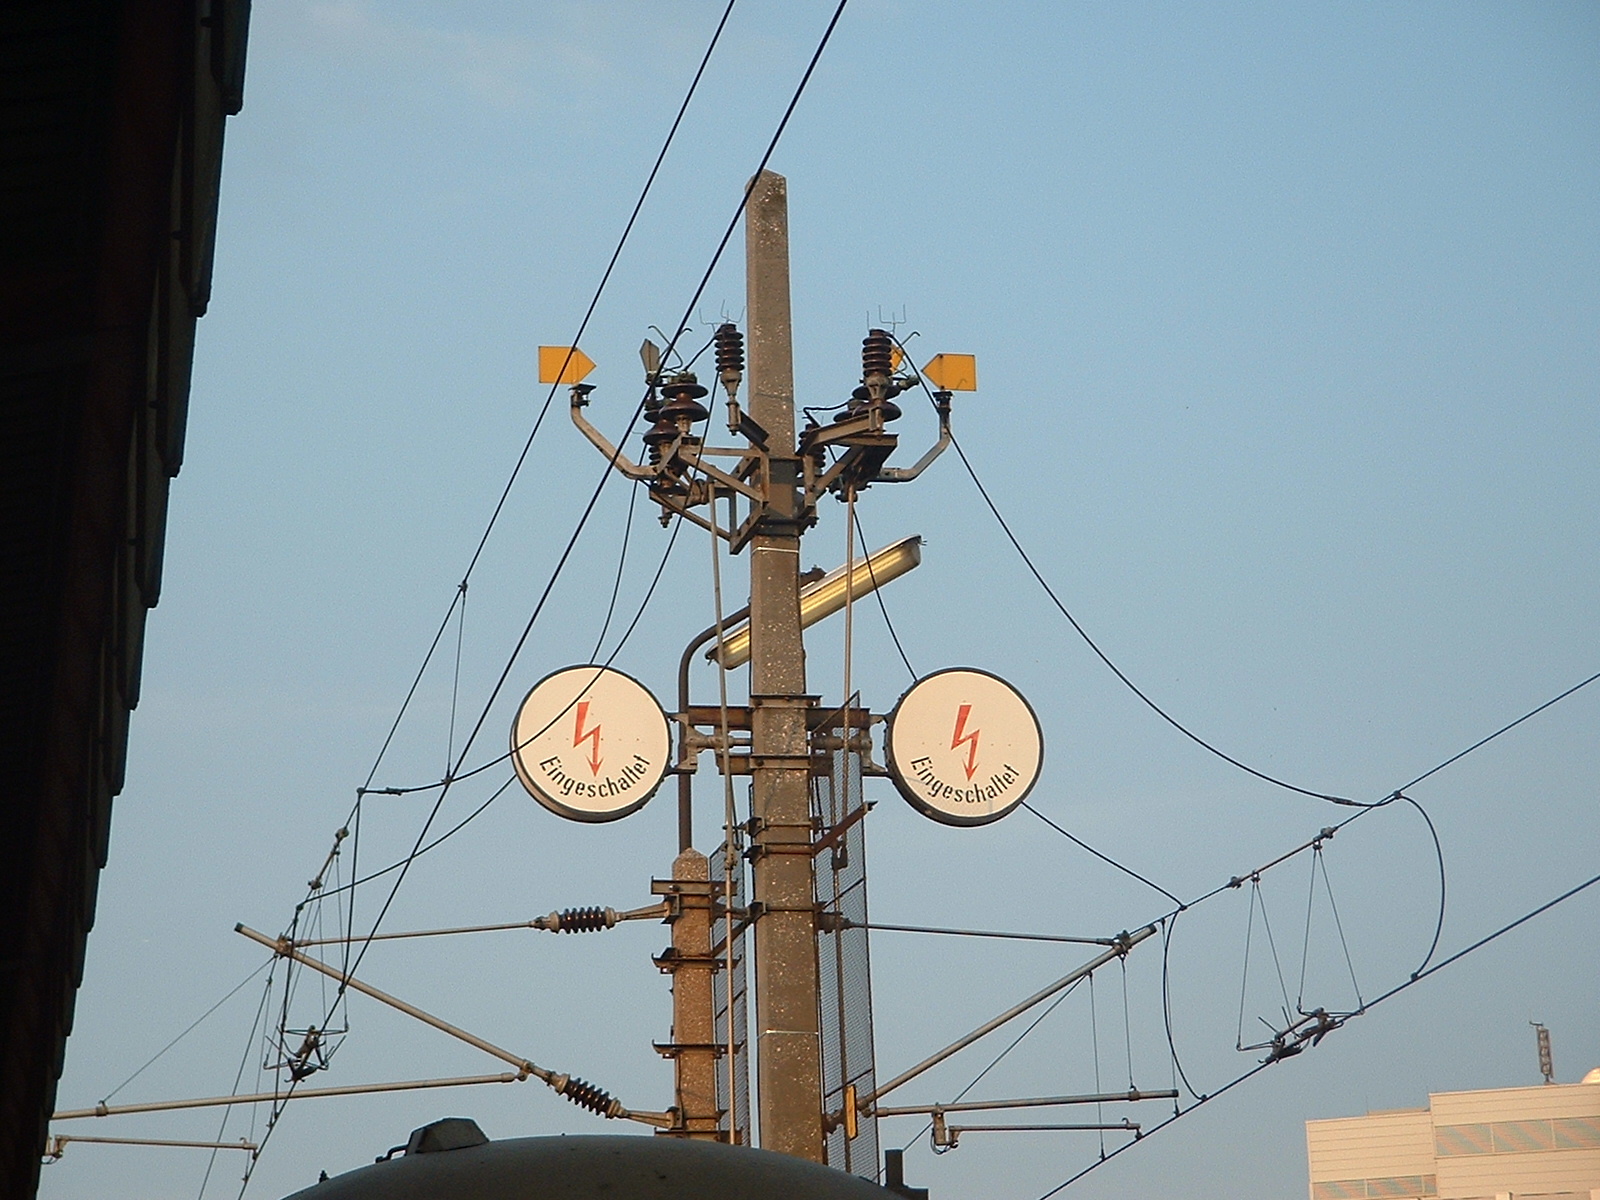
710 837 749 1145
814 747 879 1177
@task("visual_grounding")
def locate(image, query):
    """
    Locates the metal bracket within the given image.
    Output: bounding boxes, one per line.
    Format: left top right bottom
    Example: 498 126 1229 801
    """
652 1041 731 1059
875 390 952 483
569 388 653 481
811 801 873 857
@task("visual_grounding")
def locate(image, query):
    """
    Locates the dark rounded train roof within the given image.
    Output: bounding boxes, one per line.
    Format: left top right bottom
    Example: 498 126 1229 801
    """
282 1133 898 1200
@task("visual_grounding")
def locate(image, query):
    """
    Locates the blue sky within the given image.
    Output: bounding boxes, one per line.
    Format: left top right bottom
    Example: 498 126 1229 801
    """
41 4 1599 1199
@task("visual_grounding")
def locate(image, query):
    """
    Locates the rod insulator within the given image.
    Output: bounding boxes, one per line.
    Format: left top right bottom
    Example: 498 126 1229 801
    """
560 1076 620 1117
862 328 894 379
551 906 617 933
714 323 745 375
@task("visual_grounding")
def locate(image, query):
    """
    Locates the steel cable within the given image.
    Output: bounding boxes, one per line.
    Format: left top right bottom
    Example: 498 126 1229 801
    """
257 4 748 1095
1022 802 1183 907
323 0 855 1041
852 508 918 680
91 956 275 1113
1034 867 1600 1199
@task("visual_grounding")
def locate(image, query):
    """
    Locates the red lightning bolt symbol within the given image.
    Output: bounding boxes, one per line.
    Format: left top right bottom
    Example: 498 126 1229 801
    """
950 703 980 781
573 701 603 776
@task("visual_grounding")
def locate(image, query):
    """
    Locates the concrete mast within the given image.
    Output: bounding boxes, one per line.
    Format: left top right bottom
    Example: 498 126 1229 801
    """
743 170 824 1161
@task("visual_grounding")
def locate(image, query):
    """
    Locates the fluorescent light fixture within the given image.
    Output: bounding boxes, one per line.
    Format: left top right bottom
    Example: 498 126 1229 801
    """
709 535 923 669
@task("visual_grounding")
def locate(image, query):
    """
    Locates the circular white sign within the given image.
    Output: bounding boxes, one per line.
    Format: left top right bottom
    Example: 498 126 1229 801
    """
510 665 671 822
886 668 1043 826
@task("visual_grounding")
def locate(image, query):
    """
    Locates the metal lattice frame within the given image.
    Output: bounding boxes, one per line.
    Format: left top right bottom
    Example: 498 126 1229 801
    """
815 749 879 1176
711 837 750 1145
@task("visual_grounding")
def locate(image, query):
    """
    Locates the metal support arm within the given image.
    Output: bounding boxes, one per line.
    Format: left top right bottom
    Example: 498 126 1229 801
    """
234 924 673 1129
862 925 1156 1107
933 1114 1140 1150
569 388 654 481
677 445 767 503
54 1074 523 1121
875 391 952 483
870 1089 1178 1119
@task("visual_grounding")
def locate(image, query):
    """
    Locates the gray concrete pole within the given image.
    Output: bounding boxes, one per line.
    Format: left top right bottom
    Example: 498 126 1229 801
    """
743 170 823 1161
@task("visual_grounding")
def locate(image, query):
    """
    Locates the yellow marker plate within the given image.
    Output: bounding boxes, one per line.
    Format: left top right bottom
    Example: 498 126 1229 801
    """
921 353 977 391
538 346 596 385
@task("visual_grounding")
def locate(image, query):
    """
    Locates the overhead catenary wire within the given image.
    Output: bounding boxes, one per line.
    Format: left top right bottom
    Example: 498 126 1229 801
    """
886 332 1357 807
357 477 694 800
946 426 1356 806
225 2 1587 1184
283 0 738 841
895 977 1088 1156
1022 802 1183 908
334 0 745 844
320 487 707 975
873 343 1591 1126
340 0 860 807
904 784 1473 1164
311 777 516 903
894 669 1594 1175
1391 670 1600 795
908 342 1600 818
1144 660 1594 937
195 961 277 1200
333 0 855 1001
394 0 740 747
1396 793 1446 979
1023 696 1589 1179
229 16 858 1183
1033 866 1600 1200
331 400 703 989
852 507 918 680
1292 843 1363 1012
854 920 1118 947
940 712 1500 1118
1234 876 1293 1051
1182 812 1370 912
354 336 719 803
445 583 467 775
305 495 688 908
845 351 1592 1178
1364 868 1600 1007
456 0 741 595
1160 914 1198 1102
96 956 275 1108
241 8 749 1134
589 478 640 661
